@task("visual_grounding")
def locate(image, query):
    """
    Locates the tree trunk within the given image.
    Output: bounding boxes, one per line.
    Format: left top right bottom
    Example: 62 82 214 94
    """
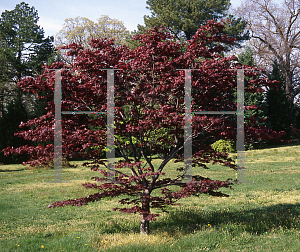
140 189 150 234
140 218 150 234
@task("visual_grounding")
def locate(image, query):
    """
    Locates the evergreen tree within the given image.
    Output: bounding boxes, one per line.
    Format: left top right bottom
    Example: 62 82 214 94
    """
0 2 55 118
0 2 54 81
265 59 291 138
238 45 255 66
0 88 30 164
239 46 264 124
134 0 249 48
0 47 12 117
237 46 268 148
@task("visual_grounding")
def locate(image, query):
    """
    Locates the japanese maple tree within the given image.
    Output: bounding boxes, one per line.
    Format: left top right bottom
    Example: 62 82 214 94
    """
2 20 286 234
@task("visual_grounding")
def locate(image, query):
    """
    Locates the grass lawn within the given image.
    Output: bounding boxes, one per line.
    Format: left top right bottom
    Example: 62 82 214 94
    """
1 143 300 251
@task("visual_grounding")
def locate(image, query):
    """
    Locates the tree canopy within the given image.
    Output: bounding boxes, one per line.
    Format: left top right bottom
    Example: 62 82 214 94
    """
0 1 54 81
55 15 130 49
135 0 249 48
0 1 55 118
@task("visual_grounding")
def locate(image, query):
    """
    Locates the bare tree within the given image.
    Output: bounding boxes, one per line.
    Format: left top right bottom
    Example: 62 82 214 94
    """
55 16 130 65
55 16 130 48
234 0 300 124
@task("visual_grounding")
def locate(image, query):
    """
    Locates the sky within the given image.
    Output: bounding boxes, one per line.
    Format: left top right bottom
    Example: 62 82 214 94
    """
0 0 248 39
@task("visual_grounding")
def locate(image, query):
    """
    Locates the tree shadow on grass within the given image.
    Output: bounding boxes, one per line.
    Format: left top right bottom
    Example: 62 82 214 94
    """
252 140 300 150
100 203 300 235
152 203 300 235
0 168 26 172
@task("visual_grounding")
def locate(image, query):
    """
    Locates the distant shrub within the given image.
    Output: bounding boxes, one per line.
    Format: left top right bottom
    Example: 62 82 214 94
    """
30 157 76 170
211 140 235 153
44 158 75 169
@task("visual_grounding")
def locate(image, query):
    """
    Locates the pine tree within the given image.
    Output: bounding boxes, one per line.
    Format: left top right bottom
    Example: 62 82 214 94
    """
238 46 254 66
0 2 55 118
134 0 249 48
0 2 54 81
265 59 291 139
236 46 268 148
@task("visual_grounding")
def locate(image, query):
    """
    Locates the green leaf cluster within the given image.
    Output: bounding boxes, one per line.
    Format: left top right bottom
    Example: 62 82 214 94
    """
238 46 255 67
211 139 235 153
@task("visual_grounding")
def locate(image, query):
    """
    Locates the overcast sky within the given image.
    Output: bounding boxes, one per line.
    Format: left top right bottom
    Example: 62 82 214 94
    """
0 0 251 39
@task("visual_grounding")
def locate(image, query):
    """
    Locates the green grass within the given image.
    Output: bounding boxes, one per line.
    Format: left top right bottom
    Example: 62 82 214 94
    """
1 144 300 251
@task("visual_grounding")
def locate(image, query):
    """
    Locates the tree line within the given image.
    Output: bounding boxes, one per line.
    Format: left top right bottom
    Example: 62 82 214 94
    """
1 0 300 164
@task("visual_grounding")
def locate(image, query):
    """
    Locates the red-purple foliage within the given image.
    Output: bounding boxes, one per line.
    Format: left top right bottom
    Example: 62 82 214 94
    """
2 21 287 234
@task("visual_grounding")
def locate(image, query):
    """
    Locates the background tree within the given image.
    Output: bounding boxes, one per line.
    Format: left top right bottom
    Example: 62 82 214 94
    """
234 0 300 126
238 45 255 66
236 45 269 148
3 21 287 234
0 2 54 81
0 47 13 117
238 45 299 143
0 88 30 164
134 0 249 48
55 15 130 49
0 2 55 163
0 2 55 117
265 59 293 138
